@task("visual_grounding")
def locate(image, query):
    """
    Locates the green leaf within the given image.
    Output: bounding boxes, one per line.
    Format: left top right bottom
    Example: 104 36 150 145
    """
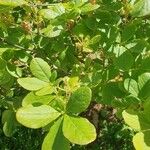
138 73 150 91
68 76 79 90
115 51 134 71
140 57 150 71
0 0 26 7
138 73 150 99
22 92 55 107
41 25 63 38
0 69 12 86
0 58 6 70
15 50 30 63
80 3 100 14
42 117 70 150
39 3 65 20
143 99 150 121
124 78 139 97
66 87 92 114
6 63 22 78
121 22 137 41
131 0 150 17
0 48 8 56
122 110 150 131
49 97 66 112
122 110 141 131
50 70 57 82
112 95 140 108
16 105 61 129
17 77 49 91
30 58 51 82
35 85 55 96
123 100 150 149
88 35 101 45
133 131 150 150
139 80 150 100
102 82 124 105
2 110 17 137
2 49 14 61
63 115 96 145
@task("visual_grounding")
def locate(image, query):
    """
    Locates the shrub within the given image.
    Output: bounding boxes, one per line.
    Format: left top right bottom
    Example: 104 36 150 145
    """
0 0 150 149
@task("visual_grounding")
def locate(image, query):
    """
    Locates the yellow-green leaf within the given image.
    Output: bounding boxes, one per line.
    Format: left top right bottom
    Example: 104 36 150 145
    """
42 117 70 150
17 77 49 91
22 92 55 107
16 105 61 129
66 87 92 114
62 115 96 145
133 131 150 150
30 58 51 82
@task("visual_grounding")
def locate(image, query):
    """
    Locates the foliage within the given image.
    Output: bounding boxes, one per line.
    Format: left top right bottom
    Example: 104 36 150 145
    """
0 0 150 149
0 116 134 150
